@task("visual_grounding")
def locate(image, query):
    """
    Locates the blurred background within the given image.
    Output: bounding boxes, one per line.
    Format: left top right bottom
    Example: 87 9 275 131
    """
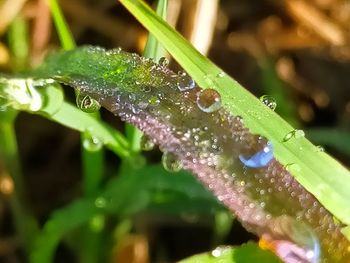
0 0 349 262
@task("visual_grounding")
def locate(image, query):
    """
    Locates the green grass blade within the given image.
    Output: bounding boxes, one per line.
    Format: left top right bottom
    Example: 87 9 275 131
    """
44 102 131 159
179 243 281 263
49 0 105 200
48 0 75 50
119 0 350 226
143 0 167 60
40 82 132 157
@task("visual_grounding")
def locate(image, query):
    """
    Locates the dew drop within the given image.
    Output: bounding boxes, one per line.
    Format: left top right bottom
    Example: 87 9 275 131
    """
140 134 155 151
239 141 274 168
162 152 182 172
158 57 169 67
211 246 229 258
76 92 101 113
95 197 107 208
148 95 160 106
283 129 305 142
260 95 277 111
211 248 222 257
216 71 226 78
270 216 321 263
316 145 325 152
196 88 222 113
141 86 152 93
83 135 103 152
177 78 196 92
295 129 305 139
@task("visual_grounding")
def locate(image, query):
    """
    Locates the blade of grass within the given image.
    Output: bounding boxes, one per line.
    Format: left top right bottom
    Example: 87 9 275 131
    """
119 0 350 225
0 111 39 252
48 1 106 261
8 15 29 71
179 242 281 263
2 14 40 253
48 0 75 50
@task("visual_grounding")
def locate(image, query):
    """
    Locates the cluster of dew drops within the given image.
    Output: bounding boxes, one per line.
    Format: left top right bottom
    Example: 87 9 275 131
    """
72 53 319 175
72 55 326 262
73 55 308 170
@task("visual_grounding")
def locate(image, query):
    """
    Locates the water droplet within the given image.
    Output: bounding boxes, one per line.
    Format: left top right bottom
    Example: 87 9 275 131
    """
260 95 277 111
148 95 160 106
316 145 325 152
269 216 321 263
83 135 103 152
76 92 101 113
196 88 222 113
141 86 152 93
295 129 305 139
211 246 230 258
283 129 305 142
216 71 226 78
177 78 195 92
162 152 182 172
239 141 274 168
140 134 155 151
95 197 107 208
158 57 169 67
211 248 222 257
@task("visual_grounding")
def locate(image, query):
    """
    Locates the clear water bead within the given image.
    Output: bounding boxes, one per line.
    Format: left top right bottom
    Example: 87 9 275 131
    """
158 57 169 67
177 78 196 92
162 152 182 172
83 135 103 152
270 216 321 263
260 95 277 111
211 246 230 258
76 92 101 113
196 88 222 113
140 134 155 151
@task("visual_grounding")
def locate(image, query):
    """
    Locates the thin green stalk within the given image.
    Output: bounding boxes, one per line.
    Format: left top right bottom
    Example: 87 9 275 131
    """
8 15 29 71
48 0 75 50
49 0 104 261
49 0 105 195
4 13 40 253
0 111 39 252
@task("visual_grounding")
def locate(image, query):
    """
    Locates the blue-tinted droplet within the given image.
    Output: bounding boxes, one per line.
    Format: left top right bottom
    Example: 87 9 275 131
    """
239 142 273 168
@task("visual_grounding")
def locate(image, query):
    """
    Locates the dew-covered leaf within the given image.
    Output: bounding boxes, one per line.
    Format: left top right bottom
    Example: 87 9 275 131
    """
28 46 350 262
118 0 350 233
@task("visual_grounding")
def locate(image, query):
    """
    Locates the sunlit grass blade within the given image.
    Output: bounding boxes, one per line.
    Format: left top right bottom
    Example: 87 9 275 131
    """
48 0 75 50
37 85 131 158
119 0 350 226
179 243 281 263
